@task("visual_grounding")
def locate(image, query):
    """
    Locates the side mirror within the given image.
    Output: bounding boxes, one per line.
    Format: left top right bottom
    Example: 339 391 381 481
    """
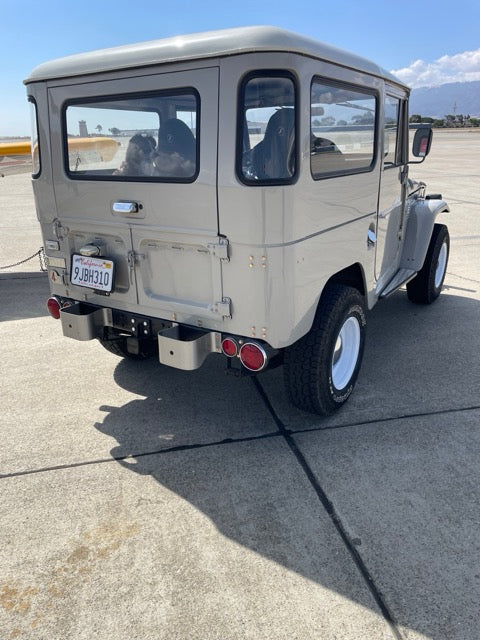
412 127 433 159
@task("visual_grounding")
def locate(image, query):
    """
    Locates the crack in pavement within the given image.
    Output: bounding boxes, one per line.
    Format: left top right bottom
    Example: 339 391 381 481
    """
251 377 404 640
446 271 480 285
0 431 282 480
286 404 480 435
1 403 479 480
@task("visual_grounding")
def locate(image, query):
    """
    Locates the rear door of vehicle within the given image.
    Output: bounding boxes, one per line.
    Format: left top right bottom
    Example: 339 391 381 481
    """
49 66 222 318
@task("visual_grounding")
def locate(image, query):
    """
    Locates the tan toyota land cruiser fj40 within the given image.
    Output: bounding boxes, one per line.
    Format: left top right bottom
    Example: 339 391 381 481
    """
26 26 450 415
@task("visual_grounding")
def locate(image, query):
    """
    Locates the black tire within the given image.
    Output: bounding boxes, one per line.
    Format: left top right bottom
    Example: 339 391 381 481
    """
407 224 450 304
97 336 157 360
283 284 367 415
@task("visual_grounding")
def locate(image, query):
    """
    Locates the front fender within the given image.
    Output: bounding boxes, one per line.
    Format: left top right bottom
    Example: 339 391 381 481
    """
400 198 450 271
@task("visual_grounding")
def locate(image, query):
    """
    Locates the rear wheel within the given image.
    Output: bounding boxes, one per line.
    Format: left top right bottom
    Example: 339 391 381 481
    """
284 284 367 415
407 224 450 304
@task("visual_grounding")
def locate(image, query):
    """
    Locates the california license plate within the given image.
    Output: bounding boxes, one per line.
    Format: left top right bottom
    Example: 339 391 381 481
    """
71 255 115 292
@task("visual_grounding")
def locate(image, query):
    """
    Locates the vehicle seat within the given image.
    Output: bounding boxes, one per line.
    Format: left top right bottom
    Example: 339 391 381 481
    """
311 135 340 154
253 109 295 180
157 118 196 163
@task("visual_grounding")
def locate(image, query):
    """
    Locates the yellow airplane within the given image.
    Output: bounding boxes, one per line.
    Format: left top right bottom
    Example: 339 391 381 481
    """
0 137 119 162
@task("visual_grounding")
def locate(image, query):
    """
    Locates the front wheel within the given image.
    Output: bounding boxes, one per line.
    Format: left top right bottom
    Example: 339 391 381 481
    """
284 284 367 415
407 224 450 304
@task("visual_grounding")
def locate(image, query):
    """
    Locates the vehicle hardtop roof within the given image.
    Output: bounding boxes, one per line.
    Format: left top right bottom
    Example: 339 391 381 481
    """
25 25 406 88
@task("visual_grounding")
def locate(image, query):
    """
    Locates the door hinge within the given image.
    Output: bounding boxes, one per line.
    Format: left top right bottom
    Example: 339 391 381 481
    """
53 219 69 240
127 250 145 284
209 297 232 318
208 238 229 261
127 250 145 264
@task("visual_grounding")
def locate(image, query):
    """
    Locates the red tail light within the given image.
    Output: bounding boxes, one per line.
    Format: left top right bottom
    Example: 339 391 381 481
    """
221 337 238 357
47 296 61 319
239 342 267 371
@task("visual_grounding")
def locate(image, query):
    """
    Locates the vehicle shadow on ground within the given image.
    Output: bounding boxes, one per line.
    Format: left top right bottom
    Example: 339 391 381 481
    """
94 290 480 639
0 274 49 321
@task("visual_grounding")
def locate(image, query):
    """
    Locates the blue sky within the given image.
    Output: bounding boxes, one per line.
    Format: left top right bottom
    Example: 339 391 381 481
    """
2 0 479 136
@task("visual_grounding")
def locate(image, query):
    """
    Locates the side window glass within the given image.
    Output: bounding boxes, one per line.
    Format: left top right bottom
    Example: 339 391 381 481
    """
384 96 400 166
29 98 41 177
64 91 198 182
239 75 296 183
311 80 376 178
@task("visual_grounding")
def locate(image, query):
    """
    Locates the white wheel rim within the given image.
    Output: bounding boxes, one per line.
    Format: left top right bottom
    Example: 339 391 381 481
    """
435 241 448 288
331 316 361 390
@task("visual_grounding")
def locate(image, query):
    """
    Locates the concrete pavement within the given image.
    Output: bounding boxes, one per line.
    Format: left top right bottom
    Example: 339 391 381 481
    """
1 130 479 639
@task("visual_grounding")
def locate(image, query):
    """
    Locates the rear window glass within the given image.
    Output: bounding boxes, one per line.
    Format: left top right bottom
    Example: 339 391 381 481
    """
64 91 198 182
311 79 377 178
238 74 296 184
29 98 41 177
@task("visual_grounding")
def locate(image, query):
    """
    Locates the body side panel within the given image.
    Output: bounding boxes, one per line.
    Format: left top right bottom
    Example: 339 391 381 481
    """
217 53 380 346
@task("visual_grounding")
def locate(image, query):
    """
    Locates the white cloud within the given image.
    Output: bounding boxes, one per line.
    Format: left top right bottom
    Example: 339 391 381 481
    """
391 49 480 88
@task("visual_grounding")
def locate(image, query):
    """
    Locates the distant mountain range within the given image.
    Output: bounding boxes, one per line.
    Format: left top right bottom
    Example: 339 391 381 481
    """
410 81 480 118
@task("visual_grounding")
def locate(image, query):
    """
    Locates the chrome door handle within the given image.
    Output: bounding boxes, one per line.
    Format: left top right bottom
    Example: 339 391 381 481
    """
112 201 139 214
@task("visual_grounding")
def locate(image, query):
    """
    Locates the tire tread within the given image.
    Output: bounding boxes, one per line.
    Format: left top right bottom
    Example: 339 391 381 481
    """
407 224 449 304
284 284 366 415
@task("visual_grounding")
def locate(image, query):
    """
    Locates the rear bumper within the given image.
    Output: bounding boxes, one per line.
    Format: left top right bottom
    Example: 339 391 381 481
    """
60 302 222 370
60 303 112 341
157 324 221 370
